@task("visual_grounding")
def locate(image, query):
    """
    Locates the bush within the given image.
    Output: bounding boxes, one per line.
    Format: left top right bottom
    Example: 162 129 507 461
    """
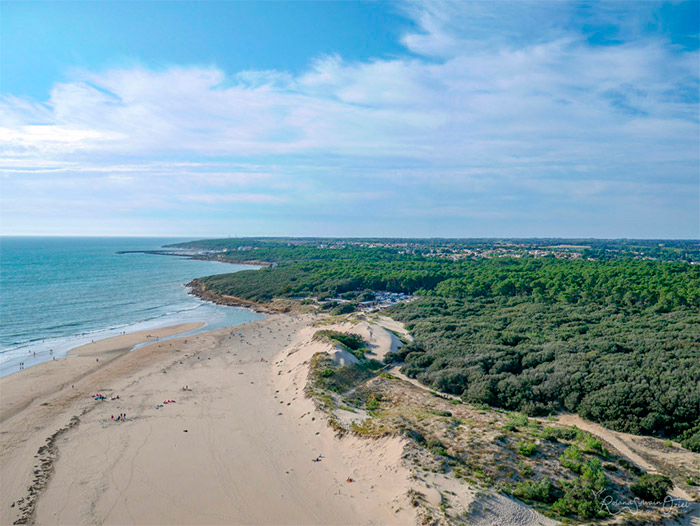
619 458 644 475
332 302 357 315
580 433 605 455
518 441 538 457
314 330 366 350
366 395 381 411
427 439 449 457
540 425 581 442
518 460 533 478
504 413 530 431
680 427 700 453
429 409 452 417
513 478 555 503
560 444 583 473
552 458 608 519
384 342 424 364
631 473 673 502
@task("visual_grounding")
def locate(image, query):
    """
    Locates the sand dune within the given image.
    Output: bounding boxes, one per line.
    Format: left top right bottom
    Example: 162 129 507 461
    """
0 315 413 525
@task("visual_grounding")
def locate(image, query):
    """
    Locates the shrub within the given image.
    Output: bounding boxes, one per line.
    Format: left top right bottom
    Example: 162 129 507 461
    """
332 302 357 315
518 441 537 457
404 428 426 444
427 439 449 457
518 460 533 478
504 413 530 431
552 458 608 518
513 478 555 503
619 459 644 475
580 433 605 455
366 395 381 411
540 425 583 442
680 427 700 453
314 330 366 350
429 409 453 417
560 444 583 473
384 342 424 364
630 473 673 502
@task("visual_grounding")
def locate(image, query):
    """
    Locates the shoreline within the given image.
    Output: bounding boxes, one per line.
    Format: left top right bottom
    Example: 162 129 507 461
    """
0 313 415 525
186 279 289 314
67 322 205 357
0 322 205 424
115 249 274 268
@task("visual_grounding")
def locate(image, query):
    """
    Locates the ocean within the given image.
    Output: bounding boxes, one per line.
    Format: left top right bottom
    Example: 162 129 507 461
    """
0 237 263 377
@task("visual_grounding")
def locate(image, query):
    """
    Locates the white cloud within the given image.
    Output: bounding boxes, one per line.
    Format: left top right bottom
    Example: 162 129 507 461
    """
0 0 697 237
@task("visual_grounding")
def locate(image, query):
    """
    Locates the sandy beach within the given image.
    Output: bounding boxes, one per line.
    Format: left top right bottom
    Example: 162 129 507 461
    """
0 315 413 525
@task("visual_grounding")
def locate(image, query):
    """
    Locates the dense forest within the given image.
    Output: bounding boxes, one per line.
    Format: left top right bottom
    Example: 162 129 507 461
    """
388 297 700 449
175 238 700 451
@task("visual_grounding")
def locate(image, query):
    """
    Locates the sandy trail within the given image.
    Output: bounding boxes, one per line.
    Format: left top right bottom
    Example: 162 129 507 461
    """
555 414 700 518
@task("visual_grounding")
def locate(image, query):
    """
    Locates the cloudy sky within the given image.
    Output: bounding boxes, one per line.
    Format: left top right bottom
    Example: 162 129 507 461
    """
1 1 698 238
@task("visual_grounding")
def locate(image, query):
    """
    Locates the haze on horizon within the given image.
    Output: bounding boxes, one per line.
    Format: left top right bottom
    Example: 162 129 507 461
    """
1 1 698 239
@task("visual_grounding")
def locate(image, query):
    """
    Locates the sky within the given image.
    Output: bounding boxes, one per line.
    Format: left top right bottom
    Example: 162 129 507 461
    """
1 0 698 239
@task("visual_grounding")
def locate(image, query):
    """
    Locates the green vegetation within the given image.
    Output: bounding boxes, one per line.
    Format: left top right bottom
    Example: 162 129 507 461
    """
314 330 368 360
552 457 609 519
517 441 538 457
631 473 674 501
314 330 366 350
560 444 585 473
306 360 649 522
513 478 555 503
180 237 700 451
390 296 700 450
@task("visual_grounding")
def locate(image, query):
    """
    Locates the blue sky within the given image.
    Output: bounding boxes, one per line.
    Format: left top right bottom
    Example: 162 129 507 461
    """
1 1 698 238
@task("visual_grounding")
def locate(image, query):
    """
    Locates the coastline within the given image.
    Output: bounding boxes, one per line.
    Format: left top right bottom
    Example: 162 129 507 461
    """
0 237 269 380
68 322 204 356
186 279 290 314
0 313 414 525
0 322 204 424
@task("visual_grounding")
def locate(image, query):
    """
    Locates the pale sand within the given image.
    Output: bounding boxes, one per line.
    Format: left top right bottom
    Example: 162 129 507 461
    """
0 315 413 525
0 322 204 424
68 322 205 356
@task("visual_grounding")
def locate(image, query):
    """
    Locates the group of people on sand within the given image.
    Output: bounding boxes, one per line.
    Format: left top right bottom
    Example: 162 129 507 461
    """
93 392 121 401
111 413 127 421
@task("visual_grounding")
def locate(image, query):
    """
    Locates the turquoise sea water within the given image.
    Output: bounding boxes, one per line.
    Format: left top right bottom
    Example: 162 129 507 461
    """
0 237 263 377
